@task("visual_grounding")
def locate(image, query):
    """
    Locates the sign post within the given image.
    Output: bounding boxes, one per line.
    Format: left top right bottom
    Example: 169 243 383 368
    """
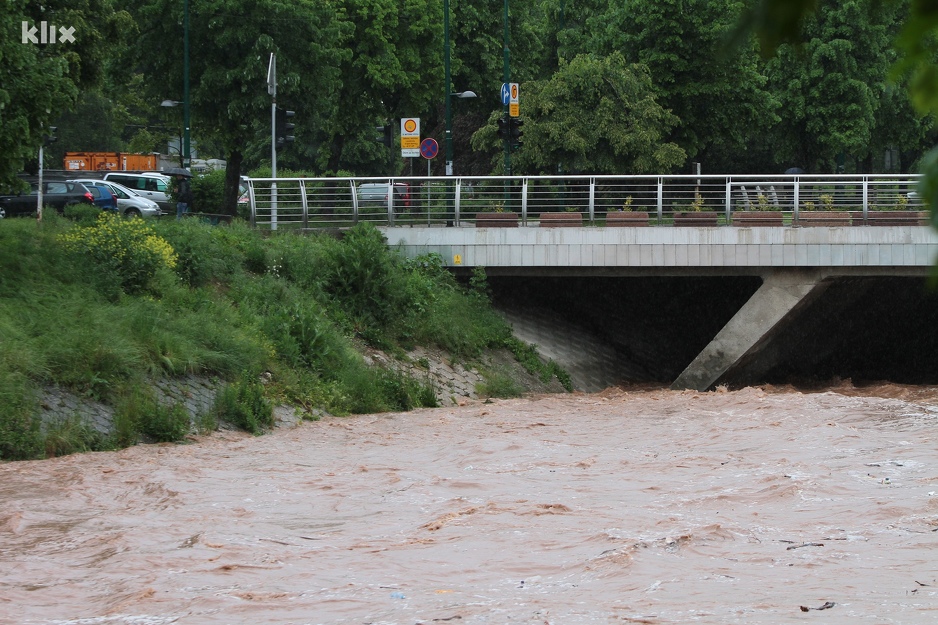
420 137 439 175
420 138 439 222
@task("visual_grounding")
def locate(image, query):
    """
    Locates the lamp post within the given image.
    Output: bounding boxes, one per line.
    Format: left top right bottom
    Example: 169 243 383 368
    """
444 90 477 176
159 0 190 169
443 0 477 176
183 0 190 169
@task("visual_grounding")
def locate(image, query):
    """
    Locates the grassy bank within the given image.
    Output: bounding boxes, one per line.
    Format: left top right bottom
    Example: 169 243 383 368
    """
0 210 570 460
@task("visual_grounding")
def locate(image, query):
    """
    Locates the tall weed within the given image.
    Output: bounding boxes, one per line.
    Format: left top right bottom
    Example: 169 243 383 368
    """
212 373 273 434
42 416 109 457
0 370 43 460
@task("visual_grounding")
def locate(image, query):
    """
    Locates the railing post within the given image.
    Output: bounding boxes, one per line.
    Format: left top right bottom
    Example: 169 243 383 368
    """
455 179 461 226
522 177 528 226
299 180 309 229
248 180 257 228
725 177 732 223
588 177 596 223
350 180 359 224
657 177 664 223
862 176 869 220
388 178 395 226
793 177 799 222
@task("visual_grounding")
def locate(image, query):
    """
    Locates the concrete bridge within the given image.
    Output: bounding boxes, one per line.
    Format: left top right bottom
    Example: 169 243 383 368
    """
246 174 938 391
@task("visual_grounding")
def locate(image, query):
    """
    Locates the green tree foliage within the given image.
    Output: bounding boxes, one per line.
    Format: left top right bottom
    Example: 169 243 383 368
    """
318 0 443 175
740 0 938 211
763 1 910 172
0 0 130 187
129 0 349 213
558 0 778 171
427 0 553 175
473 53 685 174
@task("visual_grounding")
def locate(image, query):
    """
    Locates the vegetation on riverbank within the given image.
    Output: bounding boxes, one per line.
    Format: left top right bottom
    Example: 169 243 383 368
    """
0 212 570 460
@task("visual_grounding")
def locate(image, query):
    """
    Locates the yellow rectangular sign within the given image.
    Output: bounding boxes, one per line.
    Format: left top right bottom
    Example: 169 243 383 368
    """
509 103 520 117
401 137 420 148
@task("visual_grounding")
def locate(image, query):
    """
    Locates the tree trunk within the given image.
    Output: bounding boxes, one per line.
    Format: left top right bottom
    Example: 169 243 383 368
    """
327 135 346 173
223 148 243 217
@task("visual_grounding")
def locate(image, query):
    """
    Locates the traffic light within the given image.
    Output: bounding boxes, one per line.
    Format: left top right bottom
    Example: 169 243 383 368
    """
275 107 295 146
509 117 523 150
375 123 392 148
496 115 509 139
43 126 57 145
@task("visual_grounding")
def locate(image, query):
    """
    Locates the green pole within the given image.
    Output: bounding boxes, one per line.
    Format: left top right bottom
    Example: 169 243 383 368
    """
444 0 453 176
183 0 191 169
503 0 510 177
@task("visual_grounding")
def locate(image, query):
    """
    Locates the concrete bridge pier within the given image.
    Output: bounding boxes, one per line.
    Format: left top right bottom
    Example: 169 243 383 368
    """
670 269 832 391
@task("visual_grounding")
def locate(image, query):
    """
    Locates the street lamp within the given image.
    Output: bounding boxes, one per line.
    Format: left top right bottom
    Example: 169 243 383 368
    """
160 99 189 167
444 90 476 177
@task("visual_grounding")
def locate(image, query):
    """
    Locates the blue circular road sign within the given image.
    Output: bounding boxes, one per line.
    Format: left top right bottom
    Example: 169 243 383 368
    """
500 83 511 105
420 138 439 159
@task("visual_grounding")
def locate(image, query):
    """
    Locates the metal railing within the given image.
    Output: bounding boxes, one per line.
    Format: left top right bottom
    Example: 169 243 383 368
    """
245 174 926 230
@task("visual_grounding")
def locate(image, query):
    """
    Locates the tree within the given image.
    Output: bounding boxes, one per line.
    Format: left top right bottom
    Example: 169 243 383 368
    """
762 1 905 172
420 0 549 176
472 53 685 175
738 0 938 213
556 0 778 172
313 0 445 175
0 0 128 188
129 0 349 213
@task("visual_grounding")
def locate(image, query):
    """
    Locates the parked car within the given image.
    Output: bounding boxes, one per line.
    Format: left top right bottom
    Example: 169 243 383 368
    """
356 182 412 210
69 179 162 218
102 172 172 211
0 180 94 218
85 185 118 212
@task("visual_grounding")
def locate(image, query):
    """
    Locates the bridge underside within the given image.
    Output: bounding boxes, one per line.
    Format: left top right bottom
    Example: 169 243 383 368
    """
484 273 938 391
384 225 938 391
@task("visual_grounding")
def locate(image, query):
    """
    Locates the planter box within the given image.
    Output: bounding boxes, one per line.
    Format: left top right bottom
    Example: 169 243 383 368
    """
673 211 719 226
797 211 851 226
474 212 519 227
606 211 650 227
856 210 930 226
538 212 583 227
732 211 783 227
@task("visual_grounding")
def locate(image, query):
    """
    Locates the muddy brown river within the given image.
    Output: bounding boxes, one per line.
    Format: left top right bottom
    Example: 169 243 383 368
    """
2 384 938 624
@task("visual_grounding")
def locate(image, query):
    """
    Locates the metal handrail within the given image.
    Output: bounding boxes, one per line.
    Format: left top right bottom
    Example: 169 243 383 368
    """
245 174 925 230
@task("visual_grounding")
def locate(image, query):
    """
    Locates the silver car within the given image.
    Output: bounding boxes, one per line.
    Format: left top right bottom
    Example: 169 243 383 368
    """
68 179 163 217
102 172 172 212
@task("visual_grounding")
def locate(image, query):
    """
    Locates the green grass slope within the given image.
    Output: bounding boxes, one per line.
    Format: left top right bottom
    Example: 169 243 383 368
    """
0 210 569 460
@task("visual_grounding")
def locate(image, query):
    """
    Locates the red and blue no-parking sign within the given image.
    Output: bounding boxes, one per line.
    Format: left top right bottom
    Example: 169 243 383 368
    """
420 138 439 160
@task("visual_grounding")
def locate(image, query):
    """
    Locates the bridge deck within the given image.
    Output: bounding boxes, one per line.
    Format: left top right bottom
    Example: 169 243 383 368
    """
384 225 938 276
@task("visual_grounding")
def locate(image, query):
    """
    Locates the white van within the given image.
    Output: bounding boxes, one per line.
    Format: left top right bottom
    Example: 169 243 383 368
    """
102 172 172 211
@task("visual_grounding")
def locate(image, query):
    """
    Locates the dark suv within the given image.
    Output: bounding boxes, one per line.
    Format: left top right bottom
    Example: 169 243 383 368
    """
0 180 94 218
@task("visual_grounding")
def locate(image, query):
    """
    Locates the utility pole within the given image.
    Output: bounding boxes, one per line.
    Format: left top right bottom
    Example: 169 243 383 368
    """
37 126 56 224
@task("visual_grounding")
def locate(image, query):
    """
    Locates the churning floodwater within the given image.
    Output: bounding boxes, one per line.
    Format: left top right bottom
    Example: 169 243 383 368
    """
2 384 938 624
